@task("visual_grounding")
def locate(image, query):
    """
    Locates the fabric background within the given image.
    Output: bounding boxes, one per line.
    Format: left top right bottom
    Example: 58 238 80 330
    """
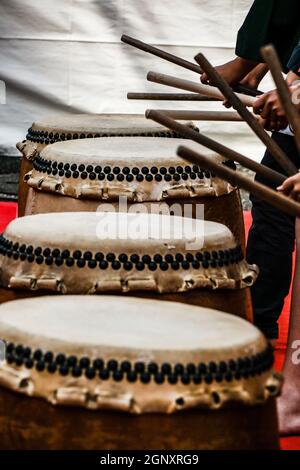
0 0 273 160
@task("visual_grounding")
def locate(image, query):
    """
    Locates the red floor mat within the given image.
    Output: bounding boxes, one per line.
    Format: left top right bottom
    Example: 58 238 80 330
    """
0 202 17 232
0 203 298 449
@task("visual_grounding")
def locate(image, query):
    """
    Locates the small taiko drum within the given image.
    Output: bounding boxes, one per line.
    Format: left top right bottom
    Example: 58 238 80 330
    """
24 137 245 246
17 113 194 217
0 212 257 319
0 296 281 450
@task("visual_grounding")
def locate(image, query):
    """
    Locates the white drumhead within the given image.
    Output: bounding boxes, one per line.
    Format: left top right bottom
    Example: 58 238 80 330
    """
41 137 220 167
0 211 256 296
4 212 234 252
31 113 173 134
0 296 265 362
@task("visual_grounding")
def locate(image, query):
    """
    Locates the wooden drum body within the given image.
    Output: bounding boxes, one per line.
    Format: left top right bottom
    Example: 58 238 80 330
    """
23 137 245 247
17 113 194 217
0 296 281 450
0 212 257 319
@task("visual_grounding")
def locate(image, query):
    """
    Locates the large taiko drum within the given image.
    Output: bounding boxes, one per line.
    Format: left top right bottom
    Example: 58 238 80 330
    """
17 113 195 217
23 137 245 246
0 296 281 450
0 212 257 320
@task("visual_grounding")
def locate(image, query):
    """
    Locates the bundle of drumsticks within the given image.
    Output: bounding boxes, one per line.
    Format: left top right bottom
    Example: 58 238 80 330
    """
122 34 300 217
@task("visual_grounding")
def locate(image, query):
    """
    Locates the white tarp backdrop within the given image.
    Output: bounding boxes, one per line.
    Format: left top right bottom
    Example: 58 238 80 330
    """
0 0 272 159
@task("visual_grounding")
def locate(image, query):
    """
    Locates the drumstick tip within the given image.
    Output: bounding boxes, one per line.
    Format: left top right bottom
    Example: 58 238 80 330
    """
194 52 204 64
147 71 154 81
177 145 188 158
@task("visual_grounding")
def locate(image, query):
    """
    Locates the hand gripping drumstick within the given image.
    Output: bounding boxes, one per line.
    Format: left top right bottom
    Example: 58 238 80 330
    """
146 109 285 186
177 145 300 218
127 92 219 101
194 52 297 176
147 71 255 107
149 110 243 121
261 44 300 155
121 34 262 97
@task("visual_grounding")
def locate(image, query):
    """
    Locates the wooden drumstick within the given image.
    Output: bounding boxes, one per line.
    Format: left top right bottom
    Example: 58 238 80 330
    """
127 92 219 101
194 52 297 176
121 34 262 97
261 44 300 154
147 71 255 107
177 145 300 218
149 110 243 121
146 109 285 186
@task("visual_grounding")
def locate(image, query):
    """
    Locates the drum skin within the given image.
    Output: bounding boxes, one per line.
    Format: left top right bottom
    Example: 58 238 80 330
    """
0 211 254 320
0 296 280 449
0 286 252 322
0 388 279 450
25 188 245 250
17 114 196 217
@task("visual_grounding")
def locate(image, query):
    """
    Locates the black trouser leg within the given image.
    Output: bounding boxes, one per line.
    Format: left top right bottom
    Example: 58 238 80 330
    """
246 132 300 339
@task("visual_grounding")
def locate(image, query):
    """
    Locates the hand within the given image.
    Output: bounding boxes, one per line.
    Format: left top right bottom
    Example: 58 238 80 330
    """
278 173 300 201
222 63 268 109
253 82 300 131
253 89 289 131
286 71 300 86
200 57 257 86
240 63 269 89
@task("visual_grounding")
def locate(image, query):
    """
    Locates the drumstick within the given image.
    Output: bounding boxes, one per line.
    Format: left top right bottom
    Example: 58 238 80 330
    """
261 44 300 154
147 71 255 107
194 52 297 176
150 110 243 121
146 109 285 186
121 34 262 97
127 92 220 101
177 145 300 218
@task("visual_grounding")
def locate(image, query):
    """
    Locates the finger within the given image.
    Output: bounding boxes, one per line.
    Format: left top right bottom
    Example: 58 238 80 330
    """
222 100 232 109
279 177 296 193
200 73 209 84
260 100 274 120
253 95 266 115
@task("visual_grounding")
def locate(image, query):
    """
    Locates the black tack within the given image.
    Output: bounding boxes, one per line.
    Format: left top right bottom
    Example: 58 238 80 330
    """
36 360 45 372
44 351 53 362
55 353 66 365
121 361 131 372
107 359 118 371
181 374 191 385
76 259 86 268
140 372 151 384
204 373 213 384
85 368 96 380
154 372 165 384
47 363 57 373
113 370 124 382
16 357 24 366
33 349 42 360
99 369 110 380
79 357 90 368
25 358 34 369
72 365 82 378
174 364 184 375
127 371 138 383
168 374 178 385
93 358 104 370
134 362 145 373
59 365 69 376
67 356 77 366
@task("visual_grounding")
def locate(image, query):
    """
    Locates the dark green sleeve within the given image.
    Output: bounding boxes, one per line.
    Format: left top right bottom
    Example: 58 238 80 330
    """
288 41 300 75
236 0 300 71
